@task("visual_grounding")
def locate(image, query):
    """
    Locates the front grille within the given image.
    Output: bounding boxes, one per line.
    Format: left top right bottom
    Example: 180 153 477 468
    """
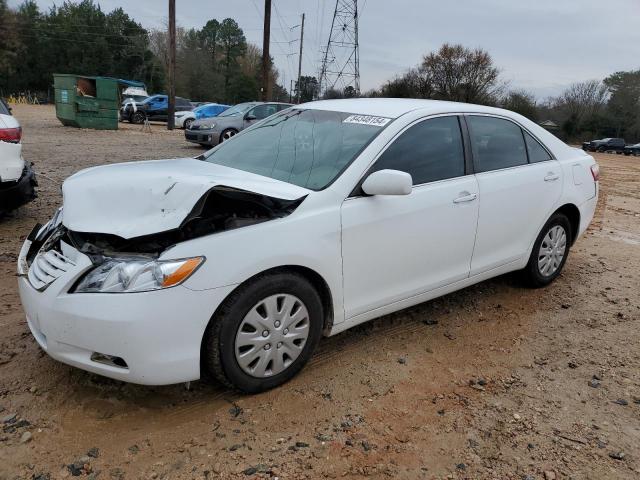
186 133 199 141
28 247 75 291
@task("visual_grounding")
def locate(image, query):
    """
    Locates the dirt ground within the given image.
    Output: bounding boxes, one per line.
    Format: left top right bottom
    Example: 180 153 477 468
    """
0 104 638 480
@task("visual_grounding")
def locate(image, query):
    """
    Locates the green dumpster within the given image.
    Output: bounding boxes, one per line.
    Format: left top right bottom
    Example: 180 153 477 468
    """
53 74 146 130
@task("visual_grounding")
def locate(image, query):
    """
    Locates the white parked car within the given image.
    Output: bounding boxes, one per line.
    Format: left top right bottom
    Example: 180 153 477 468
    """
18 99 599 392
175 103 230 129
1 99 36 214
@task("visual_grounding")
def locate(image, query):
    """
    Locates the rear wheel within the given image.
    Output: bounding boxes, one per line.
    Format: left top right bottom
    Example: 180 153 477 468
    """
202 272 324 393
522 213 572 288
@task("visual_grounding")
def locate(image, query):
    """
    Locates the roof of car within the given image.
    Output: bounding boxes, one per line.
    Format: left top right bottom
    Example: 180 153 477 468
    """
297 98 515 119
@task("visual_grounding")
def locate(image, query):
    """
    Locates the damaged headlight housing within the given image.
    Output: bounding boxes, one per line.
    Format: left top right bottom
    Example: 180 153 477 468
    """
74 256 204 293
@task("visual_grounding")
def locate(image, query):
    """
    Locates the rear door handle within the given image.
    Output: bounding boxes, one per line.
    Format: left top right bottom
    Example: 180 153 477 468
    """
544 172 560 182
453 192 477 204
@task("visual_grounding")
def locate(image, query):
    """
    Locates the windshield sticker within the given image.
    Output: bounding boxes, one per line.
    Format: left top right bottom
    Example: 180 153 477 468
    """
343 115 391 127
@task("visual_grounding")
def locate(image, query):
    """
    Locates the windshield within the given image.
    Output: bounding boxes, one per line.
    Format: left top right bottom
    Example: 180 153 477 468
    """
203 109 390 190
218 102 256 117
122 95 147 103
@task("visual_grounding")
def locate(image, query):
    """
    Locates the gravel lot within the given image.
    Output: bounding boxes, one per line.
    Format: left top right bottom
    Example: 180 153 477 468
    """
1 104 639 480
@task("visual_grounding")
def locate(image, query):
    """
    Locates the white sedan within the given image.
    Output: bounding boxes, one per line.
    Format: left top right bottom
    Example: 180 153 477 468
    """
1 99 36 213
175 103 230 129
18 99 599 392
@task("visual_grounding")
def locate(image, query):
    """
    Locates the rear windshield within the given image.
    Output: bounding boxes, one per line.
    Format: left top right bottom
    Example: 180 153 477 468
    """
203 109 389 190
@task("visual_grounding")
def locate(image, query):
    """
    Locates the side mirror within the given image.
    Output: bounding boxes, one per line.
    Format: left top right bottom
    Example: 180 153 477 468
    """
245 114 257 121
361 169 412 196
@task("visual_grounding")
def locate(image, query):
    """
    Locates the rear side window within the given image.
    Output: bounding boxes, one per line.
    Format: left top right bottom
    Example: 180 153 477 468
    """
468 116 527 172
524 131 552 163
370 116 465 185
0 99 10 115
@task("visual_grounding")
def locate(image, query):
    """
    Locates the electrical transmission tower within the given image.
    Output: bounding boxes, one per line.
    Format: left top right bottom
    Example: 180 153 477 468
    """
319 0 360 98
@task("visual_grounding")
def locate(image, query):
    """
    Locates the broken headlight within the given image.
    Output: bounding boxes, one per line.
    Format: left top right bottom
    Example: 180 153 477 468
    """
73 256 204 293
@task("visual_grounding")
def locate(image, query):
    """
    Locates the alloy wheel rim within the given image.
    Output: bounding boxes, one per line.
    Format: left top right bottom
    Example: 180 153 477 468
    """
538 225 567 277
223 130 235 141
235 294 310 378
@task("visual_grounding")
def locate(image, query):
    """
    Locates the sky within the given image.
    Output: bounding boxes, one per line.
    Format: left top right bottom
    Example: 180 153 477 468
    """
8 0 640 99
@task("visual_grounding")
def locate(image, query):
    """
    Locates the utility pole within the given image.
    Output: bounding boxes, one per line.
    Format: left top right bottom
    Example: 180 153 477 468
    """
296 13 305 104
167 0 176 130
289 79 293 103
261 0 272 101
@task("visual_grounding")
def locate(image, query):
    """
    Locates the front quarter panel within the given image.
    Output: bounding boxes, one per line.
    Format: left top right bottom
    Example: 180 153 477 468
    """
161 190 346 325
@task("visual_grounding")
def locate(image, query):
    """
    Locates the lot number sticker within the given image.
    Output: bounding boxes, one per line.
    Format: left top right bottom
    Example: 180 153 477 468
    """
343 115 391 127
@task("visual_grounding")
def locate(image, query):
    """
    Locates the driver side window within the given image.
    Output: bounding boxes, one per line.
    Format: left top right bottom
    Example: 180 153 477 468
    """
370 116 466 185
249 104 278 120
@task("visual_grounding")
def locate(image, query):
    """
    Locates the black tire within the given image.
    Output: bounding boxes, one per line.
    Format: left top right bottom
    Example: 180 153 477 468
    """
522 213 572 288
219 128 238 143
597 146 605 153
202 272 324 393
183 118 194 130
131 111 146 124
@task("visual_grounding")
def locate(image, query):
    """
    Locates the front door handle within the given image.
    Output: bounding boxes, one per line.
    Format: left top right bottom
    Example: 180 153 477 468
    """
544 172 560 182
453 192 478 204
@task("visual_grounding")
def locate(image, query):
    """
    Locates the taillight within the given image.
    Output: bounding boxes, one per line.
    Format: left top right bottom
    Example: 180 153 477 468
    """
590 164 600 182
0 127 21 143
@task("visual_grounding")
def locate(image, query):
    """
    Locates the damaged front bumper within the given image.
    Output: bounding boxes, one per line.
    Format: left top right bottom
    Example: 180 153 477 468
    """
0 163 37 212
17 227 236 385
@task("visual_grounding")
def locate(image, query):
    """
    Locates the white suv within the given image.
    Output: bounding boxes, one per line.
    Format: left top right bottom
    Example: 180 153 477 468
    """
0 99 36 213
18 99 599 392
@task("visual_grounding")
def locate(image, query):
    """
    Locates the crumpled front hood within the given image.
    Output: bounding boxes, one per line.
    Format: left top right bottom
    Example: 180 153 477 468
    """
62 158 310 239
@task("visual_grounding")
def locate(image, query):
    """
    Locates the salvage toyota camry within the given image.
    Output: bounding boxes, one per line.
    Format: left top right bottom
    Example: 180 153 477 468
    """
18 99 599 393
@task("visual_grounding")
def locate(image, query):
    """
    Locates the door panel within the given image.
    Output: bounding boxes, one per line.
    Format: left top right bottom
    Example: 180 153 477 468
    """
341 176 479 318
466 115 563 275
471 161 562 274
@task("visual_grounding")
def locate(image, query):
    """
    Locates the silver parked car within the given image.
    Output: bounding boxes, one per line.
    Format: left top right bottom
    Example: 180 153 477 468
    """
185 101 292 147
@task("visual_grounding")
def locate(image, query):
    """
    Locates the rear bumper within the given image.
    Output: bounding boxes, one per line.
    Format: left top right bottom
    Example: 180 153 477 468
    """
577 184 598 238
0 163 37 212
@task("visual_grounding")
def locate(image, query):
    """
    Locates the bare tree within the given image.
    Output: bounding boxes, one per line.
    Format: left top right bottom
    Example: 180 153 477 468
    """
419 44 504 104
375 44 503 105
502 89 538 121
557 80 609 124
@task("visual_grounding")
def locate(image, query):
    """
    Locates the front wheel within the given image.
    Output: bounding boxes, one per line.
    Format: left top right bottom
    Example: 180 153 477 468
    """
220 128 237 143
202 272 324 393
522 213 572 288
131 111 146 124
183 118 194 130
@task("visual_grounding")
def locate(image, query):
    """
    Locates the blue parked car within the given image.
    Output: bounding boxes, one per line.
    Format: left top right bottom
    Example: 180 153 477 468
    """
175 103 230 129
120 94 193 124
